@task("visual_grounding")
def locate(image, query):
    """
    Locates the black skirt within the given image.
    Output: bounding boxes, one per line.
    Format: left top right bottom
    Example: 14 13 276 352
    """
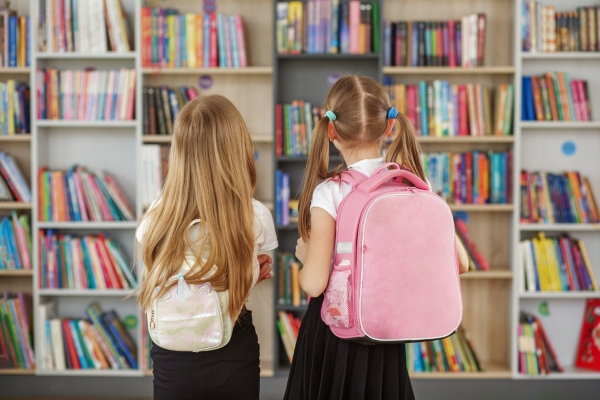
284 295 415 400
151 308 260 400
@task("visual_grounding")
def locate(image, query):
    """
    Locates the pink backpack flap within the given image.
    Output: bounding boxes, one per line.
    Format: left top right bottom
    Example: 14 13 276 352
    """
321 163 462 343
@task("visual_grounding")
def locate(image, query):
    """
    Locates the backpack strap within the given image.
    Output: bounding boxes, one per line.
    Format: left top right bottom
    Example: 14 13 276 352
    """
331 169 369 188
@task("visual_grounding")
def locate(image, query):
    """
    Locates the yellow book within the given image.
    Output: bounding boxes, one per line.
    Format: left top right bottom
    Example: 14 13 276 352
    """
576 239 599 291
396 84 406 115
532 237 550 291
186 14 196 68
7 80 14 134
542 236 562 291
196 15 204 67
168 15 177 68
288 2 303 53
18 17 25 67
291 262 300 307
441 337 460 372
450 333 470 372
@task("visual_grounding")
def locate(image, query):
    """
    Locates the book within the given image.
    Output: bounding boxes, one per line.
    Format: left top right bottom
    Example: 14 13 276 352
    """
575 299 600 371
518 311 563 375
0 293 34 370
142 85 197 135
277 311 303 363
454 218 490 271
0 151 31 202
277 252 309 306
0 8 27 67
141 144 170 208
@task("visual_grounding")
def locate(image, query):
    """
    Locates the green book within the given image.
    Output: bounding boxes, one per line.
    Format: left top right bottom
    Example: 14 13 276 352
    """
2 302 24 368
76 320 97 368
551 72 564 121
372 2 379 53
503 84 514 135
563 72 576 122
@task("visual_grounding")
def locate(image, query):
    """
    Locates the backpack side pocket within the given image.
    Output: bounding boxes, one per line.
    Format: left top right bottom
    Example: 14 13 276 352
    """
322 265 353 328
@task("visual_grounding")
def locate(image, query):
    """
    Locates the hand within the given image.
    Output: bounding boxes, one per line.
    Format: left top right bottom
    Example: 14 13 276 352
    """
256 254 273 284
295 238 309 264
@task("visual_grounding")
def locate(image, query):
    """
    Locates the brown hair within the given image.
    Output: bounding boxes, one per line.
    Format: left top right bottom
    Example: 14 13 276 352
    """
136 95 257 318
298 76 425 240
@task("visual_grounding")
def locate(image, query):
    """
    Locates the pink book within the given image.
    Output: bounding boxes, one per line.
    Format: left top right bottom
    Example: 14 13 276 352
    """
223 16 233 67
235 16 247 67
349 1 360 54
94 238 120 289
104 71 116 121
85 236 109 288
114 69 125 121
126 70 135 120
187 87 198 100
36 70 43 119
570 80 582 121
12 214 30 270
80 170 102 221
87 175 114 221
406 86 417 129
73 170 89 221
448 21 456 67
575 80 589 121
209 14 218 67
458 86 468 135
16 293 34 366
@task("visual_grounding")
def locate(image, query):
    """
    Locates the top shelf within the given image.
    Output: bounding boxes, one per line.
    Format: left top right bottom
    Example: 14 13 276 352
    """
142 67 273 75
36 52 137 60
278 53 379 60
383 66 516 75
521 52 600 60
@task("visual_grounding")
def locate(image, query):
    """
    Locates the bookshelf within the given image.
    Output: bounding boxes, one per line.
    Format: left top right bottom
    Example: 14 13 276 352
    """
512 0 600 379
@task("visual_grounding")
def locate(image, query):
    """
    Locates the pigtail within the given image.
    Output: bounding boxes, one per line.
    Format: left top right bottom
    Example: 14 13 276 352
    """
385 113 426 181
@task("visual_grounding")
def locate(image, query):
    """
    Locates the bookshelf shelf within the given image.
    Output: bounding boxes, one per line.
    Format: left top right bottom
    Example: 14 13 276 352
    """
449 204 514 212
411 364 511 379
38 289 136 297
0 134 31 141
36 369 142 377
0 368 35 375
520 121 600 129
0 67 31 74
383 66 516 75
521 52 600 60
519 292 600 300
36 120 137 128
276 305 308 312
35 52 137 60
514 366 600 380
0 202 32 209
277 53 379 60
142 66 273 75
0 270 33 277
142 134 273 144
37 222 138 230
519 224 600 232
276 155 343 162
461 270 513 279
417 136 514 144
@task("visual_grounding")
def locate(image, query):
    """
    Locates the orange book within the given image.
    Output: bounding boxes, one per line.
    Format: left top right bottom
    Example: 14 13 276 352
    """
530 76 545 121
51 172 63 221
483 155 489 203
18 17 25 67
545 73 559 121
441 337 460 372
556 72 572 121
466 84 478 135
566 172 585 222
474 85 484 137
583 177 600 222
196 14 204 68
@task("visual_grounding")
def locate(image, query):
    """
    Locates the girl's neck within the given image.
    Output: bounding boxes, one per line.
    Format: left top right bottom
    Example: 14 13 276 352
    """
341 145 382 167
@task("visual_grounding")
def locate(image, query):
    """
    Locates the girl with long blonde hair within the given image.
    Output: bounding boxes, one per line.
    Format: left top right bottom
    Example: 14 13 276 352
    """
136 95 277 400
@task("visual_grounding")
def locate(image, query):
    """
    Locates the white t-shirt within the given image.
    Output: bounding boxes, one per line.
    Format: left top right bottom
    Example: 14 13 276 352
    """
311 157 385 220
136 198 278 285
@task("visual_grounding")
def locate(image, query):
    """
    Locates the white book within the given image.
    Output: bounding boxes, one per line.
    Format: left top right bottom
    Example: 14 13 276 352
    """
141 146 149 207
105 0 126 52
118 69 129 120
152 145 162 203
469 14 478 68
461 16 469 67
76 0 89 52
50 318 66 370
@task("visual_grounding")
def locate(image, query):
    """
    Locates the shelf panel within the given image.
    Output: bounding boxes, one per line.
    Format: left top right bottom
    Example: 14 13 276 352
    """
276 305 308 312
36 120 137 128
0 67 30 74
278 53 379 60
0 202 32 210
521 52 600 60
515 366 600 379
0 134 31 141
142 66 273 75
520 121 600 129
39 289 136 297
36 369 141 377
36 52 137 60
37 221 138 229
411 363 511 379
142 134 273 144
0 368 35 375
461 270 513 279
519 224 600 232
383 66 515 75
0 269 33 277
519 291 600 299
449 204 514 212
418 136 515 144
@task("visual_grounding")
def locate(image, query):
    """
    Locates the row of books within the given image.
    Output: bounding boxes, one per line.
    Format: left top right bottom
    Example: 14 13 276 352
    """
276 1 379 54
275 101 323 157
36 68 136 121
0 11 29 67
38 166 134 222
275 170 291 226
37 0 132 53
0 293 33 370
0 151 31 202
277 311 302 363
522 2 600 52
518 311 562 375
384 78 514 136
0 81 30 135
39 302 137 370
522 73 592 122
142 8 248 68
141 145 169 208
407 327 482 373
455 218 489 271
277 252 309 307
384 14 487 67
519 233 597 293
39 231 136 290
0 213 31 271
422 151 513 205
143 86 198 136
519 171 599 224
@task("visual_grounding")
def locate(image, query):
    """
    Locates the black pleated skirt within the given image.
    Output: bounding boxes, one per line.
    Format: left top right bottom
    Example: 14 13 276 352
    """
284 295 415 400
151 308 260 400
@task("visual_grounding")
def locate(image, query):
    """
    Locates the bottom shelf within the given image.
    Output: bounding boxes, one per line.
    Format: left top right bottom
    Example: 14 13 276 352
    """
515 365 600 380
36 369 142 377
0 368 35 375
410 363 511 379
143 365 275 378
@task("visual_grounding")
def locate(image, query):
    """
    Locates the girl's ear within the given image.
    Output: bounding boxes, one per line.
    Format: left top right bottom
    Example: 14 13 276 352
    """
327 122 337 142
384 118 396 137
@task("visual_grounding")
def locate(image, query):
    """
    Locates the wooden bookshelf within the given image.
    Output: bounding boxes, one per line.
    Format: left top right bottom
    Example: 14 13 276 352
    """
142 134 273 144
417 136 515 144
0 134 32 142
0 67 30 74
461 270 513 280
142 66 273 75
383 66 516 75
0 201 33 209
0 368 35 375
0 270 33 277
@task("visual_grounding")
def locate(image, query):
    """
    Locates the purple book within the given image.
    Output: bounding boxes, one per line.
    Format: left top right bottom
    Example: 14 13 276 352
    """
455 21 462 66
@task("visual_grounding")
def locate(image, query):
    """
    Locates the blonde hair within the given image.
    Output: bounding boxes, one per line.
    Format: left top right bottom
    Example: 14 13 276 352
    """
136 95 257 318
298 76 426 240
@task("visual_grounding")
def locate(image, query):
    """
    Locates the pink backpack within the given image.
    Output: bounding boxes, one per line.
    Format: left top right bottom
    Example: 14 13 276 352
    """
321 163 462 343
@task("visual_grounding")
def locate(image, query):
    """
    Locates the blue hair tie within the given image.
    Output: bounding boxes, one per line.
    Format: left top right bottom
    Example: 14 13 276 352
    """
387 107 399 119
325 110 337 121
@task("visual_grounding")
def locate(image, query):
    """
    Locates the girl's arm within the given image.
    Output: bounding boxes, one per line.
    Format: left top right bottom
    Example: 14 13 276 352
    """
455 235 469 274
296 208 336 298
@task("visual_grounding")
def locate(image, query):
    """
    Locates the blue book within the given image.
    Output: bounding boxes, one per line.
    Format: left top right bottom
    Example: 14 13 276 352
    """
69 320 89 369
4 219 20 270
168 89 179 119
552 239 569 291
79 239 96 289
414 343 423 372
8 16 16 67
275 170 282 225
282 173 290 226
330 1 339 53
411 23 418 66
102 311 138 369
340 3 349 53
419 81 429 136
460 153 467 203
180 15 187 67
529 241 541 291
383 21 391 65
217 14 227 67
62 173 74 221
67 173 80 221
500 153 507 204
424 23 431 64
441 81 448 136
25 16 30 67
561 176 576 223
522 77 535 121
442 153 450 200
229 16 239 68
203 14 211 67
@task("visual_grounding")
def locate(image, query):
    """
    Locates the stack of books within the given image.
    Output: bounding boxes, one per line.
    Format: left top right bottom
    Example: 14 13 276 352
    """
422 150 513 205
0 81 30 135
522 2 600 52
37 0 131 53
0 9 29 67
384 14 487 67
38 166 135 222
518 311 563 375
36 68 136 121
39 231 136 290
519 170 599 224
455 218 490 271
519 233 597 292
407 327 483 373
0 213 31 271
143 86 198 135
275 101 324 157
522 73 592 122
277 252 309 307
384 78 514 136
276 1 379 54
277 311 302 363
0 293 34 370
142 8 248 68
0 151 31 202
275 170 291 226
39 302 137 371
141 144 170 208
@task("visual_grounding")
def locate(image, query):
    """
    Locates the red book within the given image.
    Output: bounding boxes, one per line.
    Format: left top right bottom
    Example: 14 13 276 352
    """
448 20 456 67
141 7 151 66
575 299 600 371
570 80 581 121
209 14 218 67
458 85 468 135
477 14 486 66
576 80 589 121
455 218 490 270
276 104 283 157
436 23 443 66
62 319 80 369
558 238 576 290
534 315 564 372
465 152 473 203
530 76 545 121
532 319 549 374
94 237 121 289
